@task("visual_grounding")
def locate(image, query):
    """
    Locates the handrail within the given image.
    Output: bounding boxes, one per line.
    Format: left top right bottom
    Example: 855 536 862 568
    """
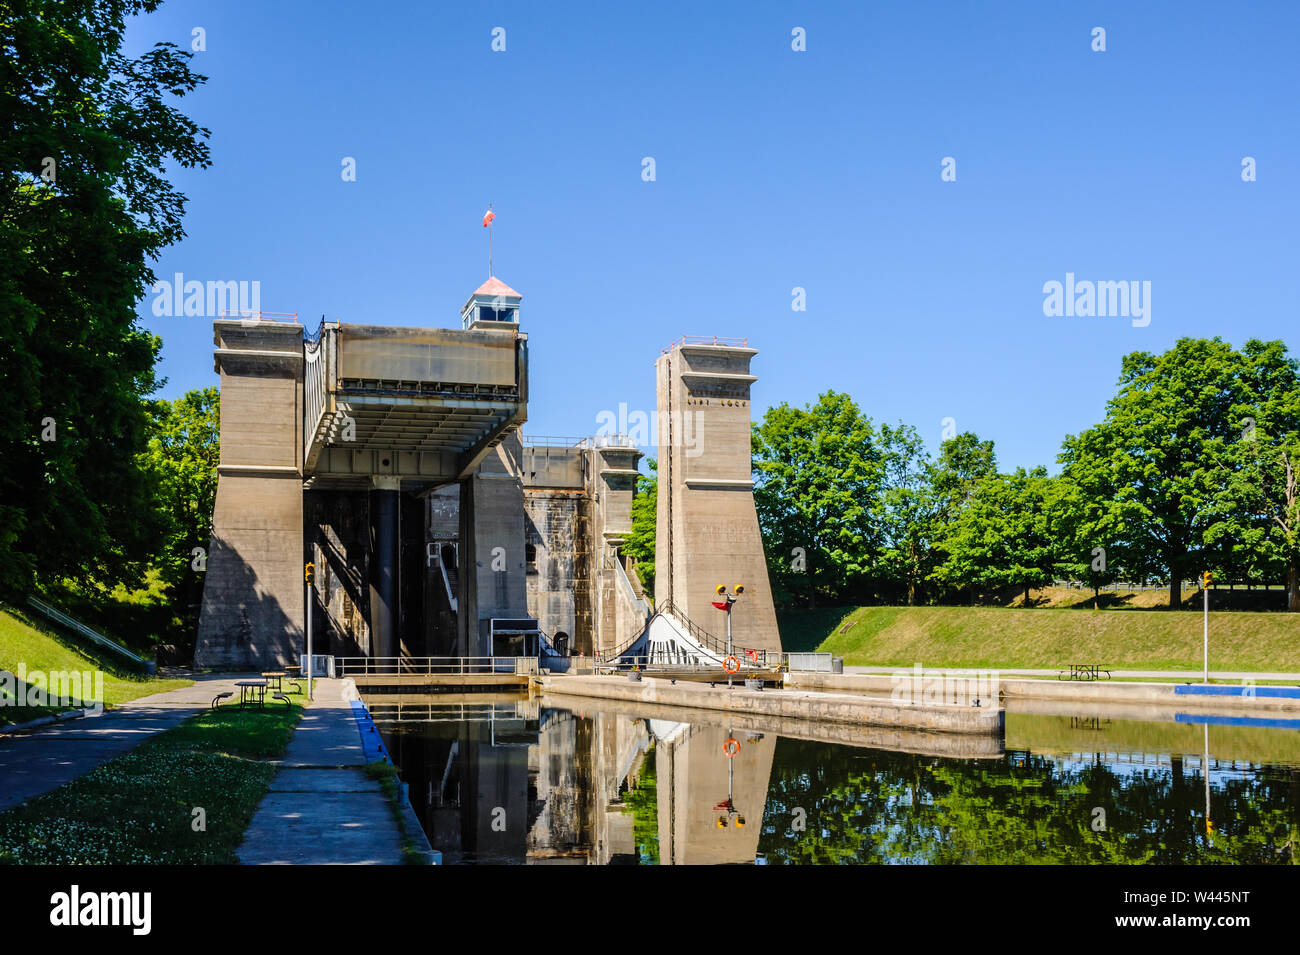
521 433 640 450
657 598 776 662
662 335 749 353
302 325 330 463
26 596 149 669
335 656 538 676
613 557 649 617
220 310 300 323
593 598 777 666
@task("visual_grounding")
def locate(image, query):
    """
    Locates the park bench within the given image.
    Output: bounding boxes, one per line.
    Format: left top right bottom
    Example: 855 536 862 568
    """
211 691 234 710
271 692 291 709
1057 663 1112 682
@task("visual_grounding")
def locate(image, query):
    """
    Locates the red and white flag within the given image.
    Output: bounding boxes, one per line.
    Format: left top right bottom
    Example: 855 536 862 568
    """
482 209 496 228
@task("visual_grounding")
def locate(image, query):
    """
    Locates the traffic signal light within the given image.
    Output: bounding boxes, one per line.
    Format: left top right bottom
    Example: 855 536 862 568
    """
1203 571 1212 588
715 584 726 595
305 562 315 585
734 584 745 595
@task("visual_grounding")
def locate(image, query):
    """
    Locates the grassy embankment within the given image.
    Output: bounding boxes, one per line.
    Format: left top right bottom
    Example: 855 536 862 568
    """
0 605 191 724
0 690 305 863
778 587 1300 672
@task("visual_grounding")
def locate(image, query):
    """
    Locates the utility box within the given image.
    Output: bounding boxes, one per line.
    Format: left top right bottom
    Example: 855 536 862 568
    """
300 654 336 678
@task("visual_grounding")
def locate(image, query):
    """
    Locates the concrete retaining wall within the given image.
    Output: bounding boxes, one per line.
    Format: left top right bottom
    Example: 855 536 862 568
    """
785 671 1300 715
537 674 1004 736
539 689 1004 757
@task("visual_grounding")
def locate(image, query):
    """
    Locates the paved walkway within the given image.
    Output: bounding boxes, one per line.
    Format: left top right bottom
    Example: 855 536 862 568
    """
845 666 1300 681
0 673 255 812
236 678 405 865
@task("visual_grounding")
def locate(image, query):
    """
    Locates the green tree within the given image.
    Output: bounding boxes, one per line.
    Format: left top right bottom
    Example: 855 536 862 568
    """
623 458 657 600
145 386 219 635
876 422 932 605
1059 339 1255 608
931 467 1065 603
752 392 884 607
1225 340 1300 610
925 432 998 602
0 0 211 593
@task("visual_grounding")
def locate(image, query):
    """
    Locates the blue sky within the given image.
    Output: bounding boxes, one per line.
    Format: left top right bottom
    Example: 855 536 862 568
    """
128 1 1299 473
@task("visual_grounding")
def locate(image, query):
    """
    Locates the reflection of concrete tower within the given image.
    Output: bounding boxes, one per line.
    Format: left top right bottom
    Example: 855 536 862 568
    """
654 339 781 650
654 723 775 865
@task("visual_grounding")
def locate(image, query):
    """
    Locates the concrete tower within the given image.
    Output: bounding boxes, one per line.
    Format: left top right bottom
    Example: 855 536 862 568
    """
654 338 781 651
195 319 305 669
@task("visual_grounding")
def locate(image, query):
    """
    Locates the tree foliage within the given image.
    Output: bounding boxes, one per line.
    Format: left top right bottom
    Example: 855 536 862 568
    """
0 0 211 594
752 392 884 607
623 458 657 599
752 340 1300 611
144 387 219 634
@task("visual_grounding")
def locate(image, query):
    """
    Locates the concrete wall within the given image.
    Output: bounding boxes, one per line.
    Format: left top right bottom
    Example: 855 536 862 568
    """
521 441 650 657
459 434 530 656
523 491 586 651
538 675 1006 735
654 343 781 651
786 671 1300 715
586 444 647 657
195 321 305 670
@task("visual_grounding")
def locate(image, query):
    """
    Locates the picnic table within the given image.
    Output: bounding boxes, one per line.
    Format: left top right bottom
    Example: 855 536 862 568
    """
261 671 285 692
235 679 268 708
1057 663 1112 682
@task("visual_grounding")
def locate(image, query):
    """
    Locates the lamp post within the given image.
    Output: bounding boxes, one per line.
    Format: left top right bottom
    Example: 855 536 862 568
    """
305 561 315 701
712 584 745 688
1202 570 1212 685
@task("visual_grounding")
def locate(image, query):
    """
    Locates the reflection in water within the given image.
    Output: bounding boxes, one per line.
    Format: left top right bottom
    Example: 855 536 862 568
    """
372 696 1300 865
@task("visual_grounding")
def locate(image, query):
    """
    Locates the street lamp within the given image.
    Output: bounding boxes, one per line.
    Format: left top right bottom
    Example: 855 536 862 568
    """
1202 570 1212 685
305 561 315 701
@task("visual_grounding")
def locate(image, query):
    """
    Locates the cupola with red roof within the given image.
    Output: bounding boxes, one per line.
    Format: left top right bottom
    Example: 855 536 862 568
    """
461 275 522 330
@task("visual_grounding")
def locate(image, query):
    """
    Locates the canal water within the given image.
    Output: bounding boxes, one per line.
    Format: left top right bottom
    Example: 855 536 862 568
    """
370 695 1300 864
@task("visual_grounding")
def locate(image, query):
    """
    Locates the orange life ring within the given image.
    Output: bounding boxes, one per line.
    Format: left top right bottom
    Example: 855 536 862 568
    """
723 655 740 674
723 737 741 758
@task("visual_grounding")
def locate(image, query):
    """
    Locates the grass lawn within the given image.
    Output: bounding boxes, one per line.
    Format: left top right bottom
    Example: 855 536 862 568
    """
0 689 305 864
802 604 1300 671
0 606 191 725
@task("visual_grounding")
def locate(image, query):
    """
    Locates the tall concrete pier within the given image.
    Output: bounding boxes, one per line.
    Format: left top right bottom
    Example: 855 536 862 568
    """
196 321 306 669
655 338 781 651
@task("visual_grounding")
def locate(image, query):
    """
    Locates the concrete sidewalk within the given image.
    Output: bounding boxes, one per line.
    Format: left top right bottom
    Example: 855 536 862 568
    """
236 678 406 865
0 673 257 812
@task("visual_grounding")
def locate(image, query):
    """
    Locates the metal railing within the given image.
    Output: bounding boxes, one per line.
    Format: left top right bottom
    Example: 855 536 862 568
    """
784 652 834 673
364 701 530 724
336 656 539 676
656 598 782 666
662 335 749 353
613 557 650 617
27 596 149 670
594 599 781 667
521 433 641 450
303 329 328 463
220 309 300 323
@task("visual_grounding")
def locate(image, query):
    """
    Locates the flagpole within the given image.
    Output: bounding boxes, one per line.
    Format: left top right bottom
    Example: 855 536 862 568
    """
488 202 493 277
